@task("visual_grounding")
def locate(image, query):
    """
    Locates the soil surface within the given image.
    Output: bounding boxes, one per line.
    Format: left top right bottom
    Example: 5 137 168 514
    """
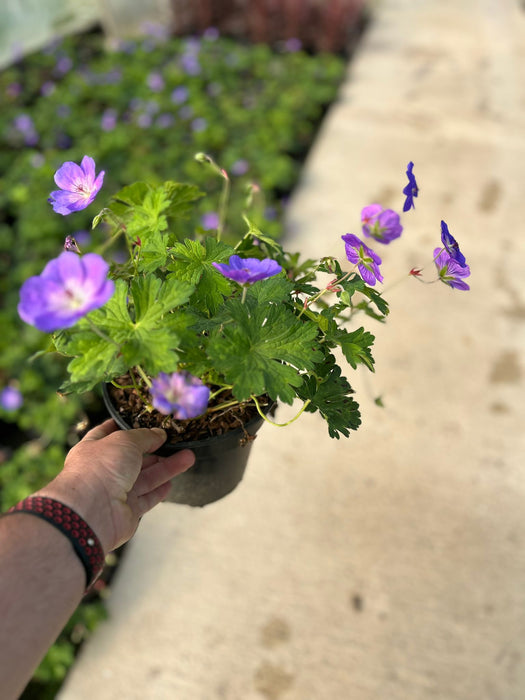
107 374 270 444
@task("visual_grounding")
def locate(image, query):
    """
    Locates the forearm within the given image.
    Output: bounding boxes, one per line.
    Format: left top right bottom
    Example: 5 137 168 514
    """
0 512 85 700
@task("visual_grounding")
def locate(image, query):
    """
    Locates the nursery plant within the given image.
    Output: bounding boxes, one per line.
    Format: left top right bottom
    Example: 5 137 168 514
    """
16 155 470 500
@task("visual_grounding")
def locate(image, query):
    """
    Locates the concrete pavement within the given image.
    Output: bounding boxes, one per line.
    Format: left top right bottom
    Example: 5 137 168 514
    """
59 1 525 698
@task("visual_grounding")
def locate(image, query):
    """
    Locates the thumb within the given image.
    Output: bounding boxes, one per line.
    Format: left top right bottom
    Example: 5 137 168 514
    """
111 427 167 455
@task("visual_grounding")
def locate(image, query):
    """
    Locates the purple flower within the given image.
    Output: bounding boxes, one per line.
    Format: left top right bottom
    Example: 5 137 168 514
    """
0 386 23 411
231 159 250 176
440 220 467 268
284 37 302 52
212 255 282 285
433 248 471 291
203 27 220 40
18 252 115 332
361 204 403 244
201 212 220 230
40 80 56 96
402 161 419 212
136 112 153 128
74 230 92 246
341 234 383 285
171 86 189 104
147 71 165 92
48 156 105 215
191 117 207 132
13 114 38 145
155 113 175 128
181 53 201 75
101 108 118 131
54 55 73 77
150 372 210 419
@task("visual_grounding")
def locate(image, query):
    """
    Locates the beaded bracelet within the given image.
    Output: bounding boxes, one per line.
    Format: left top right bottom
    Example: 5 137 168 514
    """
4 496 105 591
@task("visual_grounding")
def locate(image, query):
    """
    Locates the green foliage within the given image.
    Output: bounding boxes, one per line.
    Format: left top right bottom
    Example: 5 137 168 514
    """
207 297 322 403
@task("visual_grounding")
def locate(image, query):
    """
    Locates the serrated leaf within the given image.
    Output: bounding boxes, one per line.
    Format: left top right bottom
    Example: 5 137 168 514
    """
325 324 375 371
246 276 295 305
238 216 283 253
63 332 126 390
130 276 194 328
163 181 205 219
296 355 361 439
207 299 322 403
168 238 235 315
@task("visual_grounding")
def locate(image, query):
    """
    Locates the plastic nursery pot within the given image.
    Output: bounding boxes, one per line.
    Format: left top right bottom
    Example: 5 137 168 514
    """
101 384 269 507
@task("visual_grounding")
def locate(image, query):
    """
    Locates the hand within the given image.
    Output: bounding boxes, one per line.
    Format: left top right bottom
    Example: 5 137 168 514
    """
38 419 195 553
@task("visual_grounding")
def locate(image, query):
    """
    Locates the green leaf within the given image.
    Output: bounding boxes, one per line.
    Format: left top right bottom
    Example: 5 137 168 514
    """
130 276 194 328
168 238 235 315
324 324 375 372
246 276 295 305
163 181 205 219
239 215 283 253
207 299 323 403
62 332 126 391
296 355 361 439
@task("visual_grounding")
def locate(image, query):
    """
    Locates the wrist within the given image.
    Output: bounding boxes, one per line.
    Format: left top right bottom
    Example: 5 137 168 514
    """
36 473 112 555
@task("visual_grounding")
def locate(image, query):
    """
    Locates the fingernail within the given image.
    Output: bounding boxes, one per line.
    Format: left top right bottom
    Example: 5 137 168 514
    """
152 428 167 440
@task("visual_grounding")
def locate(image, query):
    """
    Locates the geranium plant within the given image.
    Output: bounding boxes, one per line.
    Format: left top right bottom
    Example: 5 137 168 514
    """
18 155 470 441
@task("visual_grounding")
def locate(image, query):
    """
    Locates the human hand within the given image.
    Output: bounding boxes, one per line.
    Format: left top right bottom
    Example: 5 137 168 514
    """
38 419 195 553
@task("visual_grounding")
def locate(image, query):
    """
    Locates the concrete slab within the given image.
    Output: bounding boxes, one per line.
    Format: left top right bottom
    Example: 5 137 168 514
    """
59 1 525 698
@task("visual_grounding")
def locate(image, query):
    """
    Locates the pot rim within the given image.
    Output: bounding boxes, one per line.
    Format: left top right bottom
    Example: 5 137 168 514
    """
101 383 272 449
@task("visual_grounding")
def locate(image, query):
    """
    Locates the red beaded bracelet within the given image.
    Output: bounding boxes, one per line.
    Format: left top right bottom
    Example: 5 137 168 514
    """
4 496 105 591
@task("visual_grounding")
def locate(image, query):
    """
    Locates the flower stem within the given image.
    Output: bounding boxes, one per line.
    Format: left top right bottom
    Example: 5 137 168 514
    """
206 399 240 413
134 364 152 388
251 395 311 427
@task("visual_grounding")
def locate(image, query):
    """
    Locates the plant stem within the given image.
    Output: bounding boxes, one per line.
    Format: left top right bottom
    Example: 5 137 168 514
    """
251 395 311 427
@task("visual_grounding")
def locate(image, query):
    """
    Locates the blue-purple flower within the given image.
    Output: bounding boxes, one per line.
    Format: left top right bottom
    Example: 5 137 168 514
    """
171 86 189 104
402 161 419 212
201 212 220 230
18 252 115 332
0 386 23 412
212 255 282 285
433 248 471 290
440 220 467 268
48 156 105 215
150 372 210 419
361 204 403 244
341 234 383 285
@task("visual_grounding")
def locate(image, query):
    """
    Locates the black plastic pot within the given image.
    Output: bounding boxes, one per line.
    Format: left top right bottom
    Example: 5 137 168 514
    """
101 384 268 507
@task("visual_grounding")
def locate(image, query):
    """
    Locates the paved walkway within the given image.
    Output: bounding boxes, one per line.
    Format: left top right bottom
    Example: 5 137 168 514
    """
59 1 525 698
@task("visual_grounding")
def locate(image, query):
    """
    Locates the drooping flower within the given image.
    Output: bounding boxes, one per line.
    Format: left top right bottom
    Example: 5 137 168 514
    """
48 156 105 215
0 386 23 411
150 372 210 419
402 161 419 212
361 204 403 244
212 255 283 285
18 252 115 332
440 220 467 268
341 234 383 285
433 248 471 290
